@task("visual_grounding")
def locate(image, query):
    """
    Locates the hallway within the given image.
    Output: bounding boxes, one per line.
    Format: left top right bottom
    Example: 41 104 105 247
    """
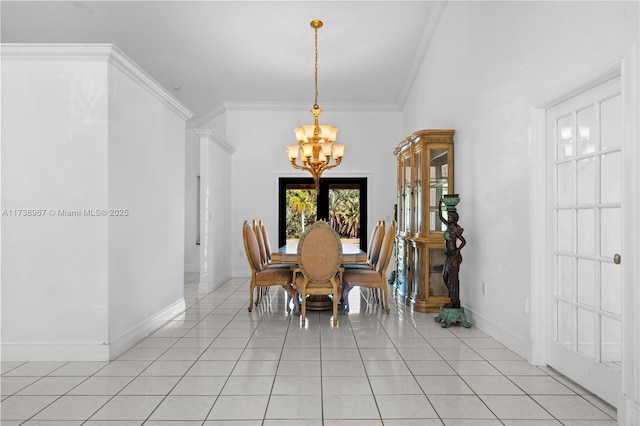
1 273 617 425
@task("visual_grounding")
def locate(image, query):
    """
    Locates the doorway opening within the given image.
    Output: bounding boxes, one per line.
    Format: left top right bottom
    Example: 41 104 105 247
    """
278 177 367 249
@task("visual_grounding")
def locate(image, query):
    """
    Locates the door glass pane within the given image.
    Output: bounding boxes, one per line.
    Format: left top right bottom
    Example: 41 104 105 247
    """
280 178 367 248
285 187 317 243
577 105 596 156
557 255 573 300
557 162 574 205
557 209 573 252
601 95 622 150
328 186 361 247
577 308 596 359
601 316 622 368
557 301 573 345
557 115 574 160
577 209 594 255
429 248 447 297
577 259 595 307
577 158 595 204
601 152 621 204
601 263 622 315
600 207 620 258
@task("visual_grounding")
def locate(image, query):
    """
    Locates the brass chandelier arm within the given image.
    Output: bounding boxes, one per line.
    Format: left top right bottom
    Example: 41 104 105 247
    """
289 157 343 191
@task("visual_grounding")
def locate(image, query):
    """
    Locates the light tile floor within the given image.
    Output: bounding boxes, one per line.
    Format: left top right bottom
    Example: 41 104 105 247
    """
1 273 617 425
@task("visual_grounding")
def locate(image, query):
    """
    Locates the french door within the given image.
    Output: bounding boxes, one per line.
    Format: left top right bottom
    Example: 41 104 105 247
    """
546 76 623 405
278 177 367 249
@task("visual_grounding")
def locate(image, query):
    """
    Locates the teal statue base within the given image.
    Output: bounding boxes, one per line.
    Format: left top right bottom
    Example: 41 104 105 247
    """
435 307 472 328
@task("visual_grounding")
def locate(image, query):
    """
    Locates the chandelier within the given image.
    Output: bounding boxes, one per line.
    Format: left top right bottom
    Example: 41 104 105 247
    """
286 20 344 190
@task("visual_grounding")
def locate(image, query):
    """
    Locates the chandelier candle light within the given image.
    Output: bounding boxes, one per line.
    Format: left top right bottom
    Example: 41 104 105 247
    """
286 20 345 190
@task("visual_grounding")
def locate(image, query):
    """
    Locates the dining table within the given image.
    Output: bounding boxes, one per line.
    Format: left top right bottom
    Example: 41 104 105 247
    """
271 242 367 311
271 242 367 264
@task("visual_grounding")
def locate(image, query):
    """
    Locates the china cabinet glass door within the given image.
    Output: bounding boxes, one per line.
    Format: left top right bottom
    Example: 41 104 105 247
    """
414 147 423 235
401 151 412 234
429 146 451 233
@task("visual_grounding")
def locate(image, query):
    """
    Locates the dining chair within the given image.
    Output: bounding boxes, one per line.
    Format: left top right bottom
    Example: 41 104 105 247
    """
342 220 396 314
242 220 296 312
251 220 293 305
344 220 385 270
294 221 343 326
254 220 297 304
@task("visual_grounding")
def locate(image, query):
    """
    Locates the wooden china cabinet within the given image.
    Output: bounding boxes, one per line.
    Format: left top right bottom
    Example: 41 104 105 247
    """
393 129 454 313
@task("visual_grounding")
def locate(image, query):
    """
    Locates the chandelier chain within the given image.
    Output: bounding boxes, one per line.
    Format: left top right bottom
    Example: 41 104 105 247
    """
286 19 343 191
314 25 319 109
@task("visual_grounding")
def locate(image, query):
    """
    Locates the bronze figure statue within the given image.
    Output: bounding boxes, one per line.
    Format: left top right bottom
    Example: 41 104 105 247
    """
438 196 466 309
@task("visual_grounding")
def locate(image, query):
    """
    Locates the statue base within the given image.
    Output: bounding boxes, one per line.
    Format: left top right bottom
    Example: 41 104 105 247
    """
434 306 472 328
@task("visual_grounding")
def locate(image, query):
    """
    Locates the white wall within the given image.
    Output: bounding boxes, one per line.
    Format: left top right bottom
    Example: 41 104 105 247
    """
1 44 192 360
195 129 234 293
404 0 635 356
106 54 190 357
1 50 110 359
227 107 402 277
403 1 639 421
184 130 200 272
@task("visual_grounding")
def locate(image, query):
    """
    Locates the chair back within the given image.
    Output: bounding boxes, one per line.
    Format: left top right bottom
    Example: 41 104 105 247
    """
376 220 396 274
297 221 342 282
367 220 385 266
260 221 273 262
364 221 380 259
243 221 263 272
252 219 268 267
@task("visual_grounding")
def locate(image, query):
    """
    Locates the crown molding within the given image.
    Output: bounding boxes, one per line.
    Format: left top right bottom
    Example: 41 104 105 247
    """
191 103 227 128
1 43 193 121
191 99 401 129
222 100 401 113
193 129 235 155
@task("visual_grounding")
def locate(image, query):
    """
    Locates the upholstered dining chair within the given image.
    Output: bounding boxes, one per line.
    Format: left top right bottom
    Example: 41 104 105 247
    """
344 220 385 270
251 220 293 305
342 220 396 314
294 221 343 326
242 220 296 312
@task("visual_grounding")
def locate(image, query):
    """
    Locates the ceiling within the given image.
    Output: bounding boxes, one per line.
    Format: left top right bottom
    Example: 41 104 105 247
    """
1 1 446 125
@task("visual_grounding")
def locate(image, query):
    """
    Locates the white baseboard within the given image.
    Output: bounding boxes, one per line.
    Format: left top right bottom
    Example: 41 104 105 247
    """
464 307 530 360
199 272 231 293
184 264 199 272
108 298 186 359
1 298 186 361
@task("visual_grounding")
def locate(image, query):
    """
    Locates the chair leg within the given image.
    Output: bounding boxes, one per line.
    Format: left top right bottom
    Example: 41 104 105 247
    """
340 283 353 313
382 283 389 314
332 291 339 326
248 281 256 312
285 286 291 313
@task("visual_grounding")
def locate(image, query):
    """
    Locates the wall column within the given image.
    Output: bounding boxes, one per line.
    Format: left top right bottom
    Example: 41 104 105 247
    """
193 129 235 293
